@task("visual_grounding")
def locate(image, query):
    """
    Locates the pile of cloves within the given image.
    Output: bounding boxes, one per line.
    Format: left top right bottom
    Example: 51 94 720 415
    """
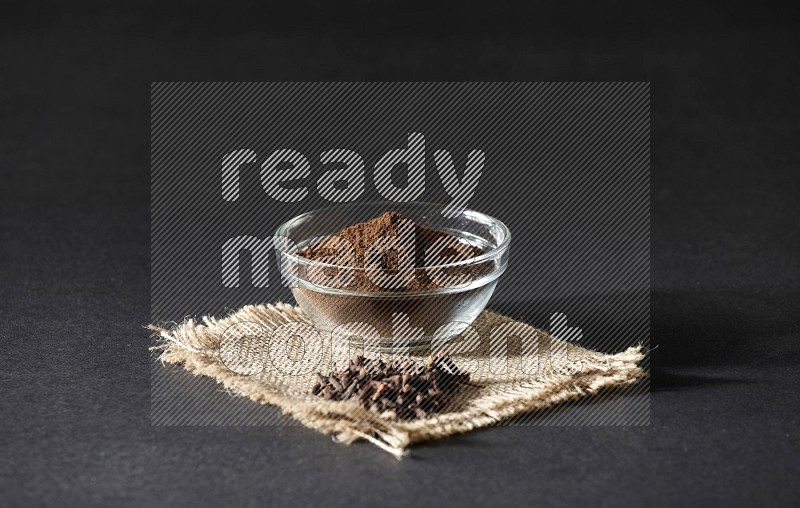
311 354 471 420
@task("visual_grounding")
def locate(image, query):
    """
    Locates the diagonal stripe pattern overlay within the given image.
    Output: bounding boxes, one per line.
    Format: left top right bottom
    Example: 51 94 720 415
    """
151 82 650 427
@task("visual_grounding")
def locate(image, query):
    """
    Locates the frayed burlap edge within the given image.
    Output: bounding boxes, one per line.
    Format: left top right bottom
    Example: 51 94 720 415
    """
149 303 645 458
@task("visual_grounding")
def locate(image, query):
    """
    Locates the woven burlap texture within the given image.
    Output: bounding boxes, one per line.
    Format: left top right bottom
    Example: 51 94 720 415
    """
150 303 645 458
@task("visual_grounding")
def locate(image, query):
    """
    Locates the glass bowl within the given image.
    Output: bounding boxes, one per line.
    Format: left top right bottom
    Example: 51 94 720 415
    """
275 202 511 352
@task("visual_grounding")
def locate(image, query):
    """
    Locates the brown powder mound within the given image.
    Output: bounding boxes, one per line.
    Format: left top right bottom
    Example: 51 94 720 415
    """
296 211 490 292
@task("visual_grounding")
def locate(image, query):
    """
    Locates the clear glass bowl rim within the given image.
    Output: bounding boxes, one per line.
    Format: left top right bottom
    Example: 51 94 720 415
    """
274 201 512 272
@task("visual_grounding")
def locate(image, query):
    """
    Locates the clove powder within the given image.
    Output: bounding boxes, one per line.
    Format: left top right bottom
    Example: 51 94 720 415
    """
296 211 489 292
292 211 497 344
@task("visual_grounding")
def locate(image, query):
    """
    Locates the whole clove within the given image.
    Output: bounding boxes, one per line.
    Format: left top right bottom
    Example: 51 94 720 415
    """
310 354 471 421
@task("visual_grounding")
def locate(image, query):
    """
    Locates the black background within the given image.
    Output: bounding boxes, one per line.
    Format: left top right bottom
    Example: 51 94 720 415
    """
2 1 799 506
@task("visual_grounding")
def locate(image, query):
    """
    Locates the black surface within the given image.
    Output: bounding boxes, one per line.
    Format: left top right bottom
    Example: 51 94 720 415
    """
2 2 799 506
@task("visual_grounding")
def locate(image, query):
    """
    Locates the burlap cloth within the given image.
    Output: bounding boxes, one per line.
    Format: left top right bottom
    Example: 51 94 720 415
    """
150 303 645 458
